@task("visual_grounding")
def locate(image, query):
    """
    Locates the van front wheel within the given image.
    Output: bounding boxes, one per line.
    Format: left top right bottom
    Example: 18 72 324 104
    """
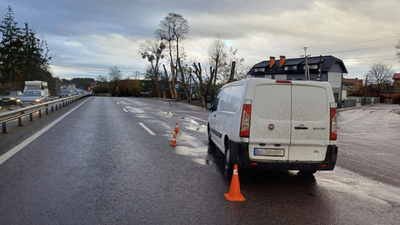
208 129 215 146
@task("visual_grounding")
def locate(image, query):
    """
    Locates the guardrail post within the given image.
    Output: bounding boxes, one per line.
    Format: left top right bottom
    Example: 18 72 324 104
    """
30 113 33 121
2 122 6 134
51 106 54 112
55 105 58 110
46 108 48 115
39 110 42 118
18 117 23 126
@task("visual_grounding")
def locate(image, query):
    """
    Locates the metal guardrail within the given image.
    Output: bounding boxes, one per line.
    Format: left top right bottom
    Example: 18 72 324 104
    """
0 94 91 134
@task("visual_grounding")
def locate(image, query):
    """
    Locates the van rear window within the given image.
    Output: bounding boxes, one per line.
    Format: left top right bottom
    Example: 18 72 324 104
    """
254 84 291 120
292 86 328 121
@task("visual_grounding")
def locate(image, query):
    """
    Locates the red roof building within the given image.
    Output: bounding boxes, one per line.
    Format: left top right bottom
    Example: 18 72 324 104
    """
394 73 400 87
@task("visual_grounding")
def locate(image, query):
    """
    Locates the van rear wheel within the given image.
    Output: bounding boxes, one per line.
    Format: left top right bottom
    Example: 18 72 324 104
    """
299 170 317 175
224 144 234 174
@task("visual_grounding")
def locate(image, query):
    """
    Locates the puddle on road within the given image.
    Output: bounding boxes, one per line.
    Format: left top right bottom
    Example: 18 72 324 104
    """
316 167 400 206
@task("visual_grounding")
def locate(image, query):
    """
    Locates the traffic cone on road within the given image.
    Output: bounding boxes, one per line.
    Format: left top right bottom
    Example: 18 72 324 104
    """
174 122 180 133
170 133 178 146
224 164 246 201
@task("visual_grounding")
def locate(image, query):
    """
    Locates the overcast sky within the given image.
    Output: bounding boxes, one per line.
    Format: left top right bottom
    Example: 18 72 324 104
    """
2 0 400 80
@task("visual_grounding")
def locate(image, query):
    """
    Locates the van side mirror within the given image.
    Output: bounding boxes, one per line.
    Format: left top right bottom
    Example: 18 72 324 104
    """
206 96 213 111
206 102 212 111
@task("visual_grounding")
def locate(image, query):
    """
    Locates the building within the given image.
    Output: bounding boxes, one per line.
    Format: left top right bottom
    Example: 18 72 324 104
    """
248 55 348 102
393 73 400 87
343 78 363 91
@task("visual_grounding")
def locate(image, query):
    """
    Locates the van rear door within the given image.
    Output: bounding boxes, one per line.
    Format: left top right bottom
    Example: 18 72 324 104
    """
289 83 330 161
249 83 291 161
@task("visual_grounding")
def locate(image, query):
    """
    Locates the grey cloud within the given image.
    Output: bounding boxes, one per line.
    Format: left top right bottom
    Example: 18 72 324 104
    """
1 0 399 79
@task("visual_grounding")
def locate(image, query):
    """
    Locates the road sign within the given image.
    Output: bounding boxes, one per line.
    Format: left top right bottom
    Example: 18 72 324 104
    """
175 84 179 90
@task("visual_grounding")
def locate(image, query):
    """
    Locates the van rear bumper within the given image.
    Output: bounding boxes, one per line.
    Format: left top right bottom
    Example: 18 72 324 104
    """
229 141 338 171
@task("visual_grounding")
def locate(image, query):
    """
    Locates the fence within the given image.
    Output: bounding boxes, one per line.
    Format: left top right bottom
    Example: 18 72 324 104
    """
0 94 90 134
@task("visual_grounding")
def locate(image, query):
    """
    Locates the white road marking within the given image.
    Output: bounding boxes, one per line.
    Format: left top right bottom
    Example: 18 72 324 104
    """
184 114 208 123
138 123 156 136
0 97 93 166
123 108 128 112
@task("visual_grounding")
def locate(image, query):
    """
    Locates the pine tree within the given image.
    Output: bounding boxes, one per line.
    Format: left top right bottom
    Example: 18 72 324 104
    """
0 6 24 87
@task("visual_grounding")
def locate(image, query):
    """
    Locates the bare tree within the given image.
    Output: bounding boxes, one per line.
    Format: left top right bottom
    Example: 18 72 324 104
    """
163 64 175 98
177 58 190 102
108 66 122 82
396 40 400 63
155 13 189 99
139 40 165 97
96 75 107 83
366 62 394 98
192 62 207 107
108 66 122 95
208 35 227 97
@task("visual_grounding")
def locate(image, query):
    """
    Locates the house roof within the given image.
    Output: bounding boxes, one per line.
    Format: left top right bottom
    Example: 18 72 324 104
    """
393 73 400 80
248 55 348 75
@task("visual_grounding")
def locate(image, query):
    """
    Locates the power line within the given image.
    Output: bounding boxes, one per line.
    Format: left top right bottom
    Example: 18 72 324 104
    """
310 44 395 55
308 35 400 48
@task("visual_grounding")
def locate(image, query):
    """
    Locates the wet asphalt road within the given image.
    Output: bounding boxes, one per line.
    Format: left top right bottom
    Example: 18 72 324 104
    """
0 97 399 224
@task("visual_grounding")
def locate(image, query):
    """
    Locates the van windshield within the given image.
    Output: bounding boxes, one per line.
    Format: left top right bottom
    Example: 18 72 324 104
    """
23 91 41 96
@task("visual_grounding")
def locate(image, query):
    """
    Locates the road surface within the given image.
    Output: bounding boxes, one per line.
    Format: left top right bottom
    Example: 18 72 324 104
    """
0 97 399 224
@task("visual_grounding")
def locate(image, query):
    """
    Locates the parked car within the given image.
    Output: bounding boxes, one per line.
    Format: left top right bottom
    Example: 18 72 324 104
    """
207 78 338 175
1 90 22 104
60 89 72 97
19 90 46 103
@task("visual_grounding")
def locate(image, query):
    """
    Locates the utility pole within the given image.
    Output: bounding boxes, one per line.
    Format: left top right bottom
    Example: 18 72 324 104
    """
189 68 192 102
302 47 311 80
364 74 368 105
318 55 323 81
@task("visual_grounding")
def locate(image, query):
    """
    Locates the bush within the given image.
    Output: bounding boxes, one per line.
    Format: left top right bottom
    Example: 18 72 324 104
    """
392 93 400 104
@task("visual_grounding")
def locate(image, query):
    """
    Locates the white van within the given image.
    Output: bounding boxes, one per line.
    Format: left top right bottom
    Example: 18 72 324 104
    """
207 78 338 174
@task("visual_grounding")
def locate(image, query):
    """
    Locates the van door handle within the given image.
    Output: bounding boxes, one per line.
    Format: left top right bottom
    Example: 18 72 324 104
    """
295 126 308 130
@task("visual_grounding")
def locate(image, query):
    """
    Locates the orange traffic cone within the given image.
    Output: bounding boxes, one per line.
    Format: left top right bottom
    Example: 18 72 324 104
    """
224 164 246 201
174 122 180 133
170 133 178 146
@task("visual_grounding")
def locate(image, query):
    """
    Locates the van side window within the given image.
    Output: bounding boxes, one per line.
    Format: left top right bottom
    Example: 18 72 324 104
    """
219 87 231 111
226 85 244 112
212 90 222 111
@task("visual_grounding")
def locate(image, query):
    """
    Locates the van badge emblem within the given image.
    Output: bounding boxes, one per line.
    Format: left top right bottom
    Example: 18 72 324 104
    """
268 124 275 131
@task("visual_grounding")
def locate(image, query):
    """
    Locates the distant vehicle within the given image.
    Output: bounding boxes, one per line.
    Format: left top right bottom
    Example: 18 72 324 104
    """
19 90 46 103
207 78 338 175
1 90 22 104
60 89 72 97
24 81 49 97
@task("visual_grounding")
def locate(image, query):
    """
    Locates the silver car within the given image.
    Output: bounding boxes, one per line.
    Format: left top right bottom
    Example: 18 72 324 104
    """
20 90 46 103
1 90 22 104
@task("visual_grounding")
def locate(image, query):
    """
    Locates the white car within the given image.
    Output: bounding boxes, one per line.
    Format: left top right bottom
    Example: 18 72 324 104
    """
19 90 46 103
207 78 338 174
60 90 72 97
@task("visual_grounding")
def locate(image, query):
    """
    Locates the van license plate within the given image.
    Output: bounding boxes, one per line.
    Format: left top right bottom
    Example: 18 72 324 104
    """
254 148 284 157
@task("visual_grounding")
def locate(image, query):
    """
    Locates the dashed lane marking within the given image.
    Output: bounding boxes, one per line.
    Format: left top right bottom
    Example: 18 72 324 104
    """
138 123 156 136
123 108 128 112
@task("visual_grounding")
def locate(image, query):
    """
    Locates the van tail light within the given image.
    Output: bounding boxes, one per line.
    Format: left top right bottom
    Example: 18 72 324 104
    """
240 104 252 137
330 104 337 140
